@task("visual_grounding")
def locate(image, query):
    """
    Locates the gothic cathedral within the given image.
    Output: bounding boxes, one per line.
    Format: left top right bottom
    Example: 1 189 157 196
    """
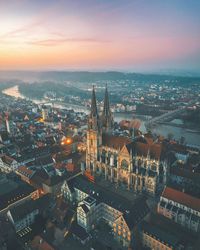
86 86 168 196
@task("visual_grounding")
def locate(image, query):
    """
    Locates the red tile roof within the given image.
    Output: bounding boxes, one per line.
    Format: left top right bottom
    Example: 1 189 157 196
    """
17 166 34 177
1 155 15 165
135 141 162 160
31 236 54 250
102 133 131 149
162 187 200 212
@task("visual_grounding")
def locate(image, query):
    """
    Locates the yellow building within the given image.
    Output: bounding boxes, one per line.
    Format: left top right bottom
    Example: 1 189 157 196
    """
141 221 179 250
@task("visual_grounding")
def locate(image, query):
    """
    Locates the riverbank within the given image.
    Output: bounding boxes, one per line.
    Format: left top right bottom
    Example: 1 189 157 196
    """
157 121 200 134
2 85 200 146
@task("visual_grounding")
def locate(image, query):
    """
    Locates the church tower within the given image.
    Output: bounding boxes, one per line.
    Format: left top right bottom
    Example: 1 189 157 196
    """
101 84 113 132
86 86 102 171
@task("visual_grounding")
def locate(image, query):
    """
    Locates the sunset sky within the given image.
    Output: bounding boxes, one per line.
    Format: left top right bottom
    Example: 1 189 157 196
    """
0 0 200 72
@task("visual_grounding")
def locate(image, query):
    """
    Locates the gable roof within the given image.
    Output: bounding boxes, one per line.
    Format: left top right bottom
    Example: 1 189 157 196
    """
134 141 162 160
17 166 35 178
31 235 55 250
70 222 90 241
0 181 35 211
141 221 179 248
66 174 149 229
1 155 16 165
120 144 131 155
8 194 50 222
162 187 200 212
170 166 200 183
80 203 90 214
102 134 166 160
123 197 150 228
102 133 131 149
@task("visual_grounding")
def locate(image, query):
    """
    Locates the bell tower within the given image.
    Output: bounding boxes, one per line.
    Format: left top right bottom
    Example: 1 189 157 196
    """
86 86 101 171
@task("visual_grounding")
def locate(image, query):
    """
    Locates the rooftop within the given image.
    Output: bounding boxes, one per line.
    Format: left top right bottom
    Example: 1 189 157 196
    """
141 221 180 247
67 174 149 229
31 235 55 250
9 194 50 222
17 166 35 178
102 133 131 149
70 222 90 241
0 175 36 211
162 186 200 212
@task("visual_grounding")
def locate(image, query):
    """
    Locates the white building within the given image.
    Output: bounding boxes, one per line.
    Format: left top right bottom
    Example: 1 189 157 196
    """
0 155 18 173
158 186 200 233
7 201 39 232
61 174 149 248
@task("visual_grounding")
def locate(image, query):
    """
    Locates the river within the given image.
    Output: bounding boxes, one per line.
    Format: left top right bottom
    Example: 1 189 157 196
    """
2 85 200 146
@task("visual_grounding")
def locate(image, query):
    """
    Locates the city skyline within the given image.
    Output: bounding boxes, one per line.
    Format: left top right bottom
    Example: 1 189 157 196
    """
0 0 200 73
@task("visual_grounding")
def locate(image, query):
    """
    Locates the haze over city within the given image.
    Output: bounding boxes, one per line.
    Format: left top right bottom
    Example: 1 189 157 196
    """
0 0 200 74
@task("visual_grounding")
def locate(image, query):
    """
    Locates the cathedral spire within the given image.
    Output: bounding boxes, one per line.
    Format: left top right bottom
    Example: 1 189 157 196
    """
88 85 99 130
101 84 113 132
103 83 110 117
90 85 98 118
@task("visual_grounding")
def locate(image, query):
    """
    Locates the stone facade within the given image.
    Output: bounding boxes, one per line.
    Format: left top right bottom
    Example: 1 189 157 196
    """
158 186 200 233
86 86 168 196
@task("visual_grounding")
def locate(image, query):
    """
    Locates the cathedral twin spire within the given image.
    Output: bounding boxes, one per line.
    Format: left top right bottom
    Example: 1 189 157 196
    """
88 85 99 131
89 84 113 132
90 86 98 118
101 84 114 131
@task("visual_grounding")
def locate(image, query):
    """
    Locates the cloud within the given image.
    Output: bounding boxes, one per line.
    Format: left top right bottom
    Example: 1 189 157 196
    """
28 37 111 46
1 20 44 39
0 0 61 41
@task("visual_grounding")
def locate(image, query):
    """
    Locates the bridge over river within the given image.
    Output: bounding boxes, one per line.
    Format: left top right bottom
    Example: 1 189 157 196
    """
145 98 198 129
145 107 185 128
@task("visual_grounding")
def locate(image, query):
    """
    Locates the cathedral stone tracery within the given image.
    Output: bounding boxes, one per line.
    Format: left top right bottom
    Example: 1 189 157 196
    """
86 85 168 196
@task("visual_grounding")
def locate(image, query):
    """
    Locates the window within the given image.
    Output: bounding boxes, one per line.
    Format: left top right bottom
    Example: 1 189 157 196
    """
121 160 129 170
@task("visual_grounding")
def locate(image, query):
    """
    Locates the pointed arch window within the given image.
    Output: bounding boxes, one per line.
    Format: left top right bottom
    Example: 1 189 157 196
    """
102 149 106 163
121 159 129 170
114 154 118 167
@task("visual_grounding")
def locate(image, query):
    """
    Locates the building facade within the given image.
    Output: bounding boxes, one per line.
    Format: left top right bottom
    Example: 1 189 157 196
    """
61 174 149 248
140 221 180 250
0 155 18 173
6 194 49 232
7 206 39 232
86 86 168 196
158 186 200 233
